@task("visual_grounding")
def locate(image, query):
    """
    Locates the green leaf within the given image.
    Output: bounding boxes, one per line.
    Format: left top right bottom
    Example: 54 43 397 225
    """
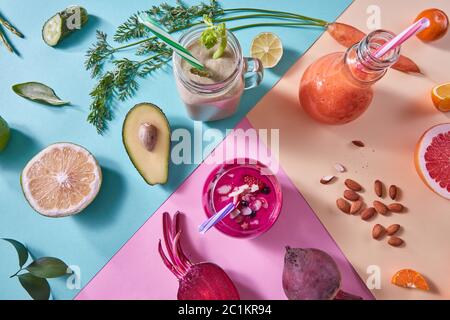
18 273 50 300
12 82 70 106
26 257 69 278
2 238 29 268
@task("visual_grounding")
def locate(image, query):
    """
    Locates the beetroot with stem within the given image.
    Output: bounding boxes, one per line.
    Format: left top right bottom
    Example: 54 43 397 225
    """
158 212 240 300
283 247 362 300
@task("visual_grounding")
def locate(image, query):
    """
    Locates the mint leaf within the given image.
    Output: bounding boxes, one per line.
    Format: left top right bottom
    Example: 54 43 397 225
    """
26 257 69 278
18 273 50 300
2 238 29 268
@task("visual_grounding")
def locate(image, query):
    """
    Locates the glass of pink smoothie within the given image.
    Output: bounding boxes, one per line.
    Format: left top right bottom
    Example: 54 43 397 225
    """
299 30 401 125
173 26 264 122
202 159 282 238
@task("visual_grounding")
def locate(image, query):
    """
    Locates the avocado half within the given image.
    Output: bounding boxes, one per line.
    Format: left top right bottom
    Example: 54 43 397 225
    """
122 103 171 185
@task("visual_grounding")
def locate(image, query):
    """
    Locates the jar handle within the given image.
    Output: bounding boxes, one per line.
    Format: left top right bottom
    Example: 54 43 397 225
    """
243 57 264 90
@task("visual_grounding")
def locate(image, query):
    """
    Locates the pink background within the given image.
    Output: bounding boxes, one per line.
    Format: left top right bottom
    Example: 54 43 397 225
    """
76 119 373 300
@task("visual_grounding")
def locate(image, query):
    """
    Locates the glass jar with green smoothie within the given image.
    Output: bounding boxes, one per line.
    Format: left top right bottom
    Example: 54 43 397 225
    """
173 24 264 121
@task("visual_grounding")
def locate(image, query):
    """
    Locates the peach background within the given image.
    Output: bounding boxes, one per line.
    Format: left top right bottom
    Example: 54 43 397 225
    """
248 0 450 299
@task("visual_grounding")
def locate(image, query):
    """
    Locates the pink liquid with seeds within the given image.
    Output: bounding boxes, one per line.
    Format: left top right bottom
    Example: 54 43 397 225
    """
203 160 282 238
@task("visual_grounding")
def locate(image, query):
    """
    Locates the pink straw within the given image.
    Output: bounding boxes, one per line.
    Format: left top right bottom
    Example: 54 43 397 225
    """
374 17 430 59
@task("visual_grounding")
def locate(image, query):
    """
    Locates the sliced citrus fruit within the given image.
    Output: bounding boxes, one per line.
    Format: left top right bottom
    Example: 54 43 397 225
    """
414 123 450 200
21 143 102 217
431 82 450 112
391 269 430 290
250 32 283 68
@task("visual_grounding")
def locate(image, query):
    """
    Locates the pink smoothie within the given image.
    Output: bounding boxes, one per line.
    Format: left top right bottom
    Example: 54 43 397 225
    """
203 161 282 238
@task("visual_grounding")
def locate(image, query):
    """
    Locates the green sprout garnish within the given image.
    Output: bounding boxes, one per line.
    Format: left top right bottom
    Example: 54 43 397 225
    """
199 15 227 59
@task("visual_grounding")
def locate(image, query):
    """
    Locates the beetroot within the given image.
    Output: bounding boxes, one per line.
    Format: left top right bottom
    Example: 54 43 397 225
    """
158 212 240 300
283 247 362 300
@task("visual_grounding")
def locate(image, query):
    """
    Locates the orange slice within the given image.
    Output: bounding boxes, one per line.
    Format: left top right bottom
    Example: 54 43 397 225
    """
250 32 283 68
431 82 450 112
21 143 102 217
391 269 430 290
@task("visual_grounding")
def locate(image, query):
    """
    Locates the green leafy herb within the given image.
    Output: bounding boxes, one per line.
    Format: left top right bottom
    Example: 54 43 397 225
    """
12 82 70 106
18 273 50 301
85 0 328 133
114 0 223 43
2 238 29 268
85 31 114 78
3 238 70 300
26 257 69 279
199 15 227 59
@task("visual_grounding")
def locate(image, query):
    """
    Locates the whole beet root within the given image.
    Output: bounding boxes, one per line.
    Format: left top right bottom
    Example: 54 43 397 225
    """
283 247 362 300
159 212 240 300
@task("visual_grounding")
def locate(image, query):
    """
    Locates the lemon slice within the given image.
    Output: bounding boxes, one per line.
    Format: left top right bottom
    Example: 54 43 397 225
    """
432 82 450 112
21 143 102 217
250 32 283 68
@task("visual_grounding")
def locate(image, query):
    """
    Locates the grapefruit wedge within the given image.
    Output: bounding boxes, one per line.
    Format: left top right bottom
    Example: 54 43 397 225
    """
414 123 450 200
21 143 102 217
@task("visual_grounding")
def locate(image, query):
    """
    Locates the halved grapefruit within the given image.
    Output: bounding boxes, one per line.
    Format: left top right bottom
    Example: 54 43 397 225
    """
414 123 450 200
21 143 102 217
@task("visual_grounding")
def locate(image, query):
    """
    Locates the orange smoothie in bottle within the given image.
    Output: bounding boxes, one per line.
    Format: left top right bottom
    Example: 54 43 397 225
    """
299 30 401 125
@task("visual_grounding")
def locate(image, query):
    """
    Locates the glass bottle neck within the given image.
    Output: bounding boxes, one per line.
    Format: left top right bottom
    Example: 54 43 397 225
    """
345 30 400 85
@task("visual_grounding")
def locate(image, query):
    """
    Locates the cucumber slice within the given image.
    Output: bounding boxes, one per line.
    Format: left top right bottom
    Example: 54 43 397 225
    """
43 14 63 46
42 6 88 47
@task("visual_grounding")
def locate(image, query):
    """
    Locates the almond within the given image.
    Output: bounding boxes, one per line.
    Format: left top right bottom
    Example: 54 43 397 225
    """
344 189 360 201
350 200 363 215
388 203 404 213
389 185 398 200
345 179 362 192
372 224 385 239
386 224 400 236
336 198 351 214
320 175 336 184
334 163 346 173
373 200 388 215
361 207 376 220
388 236 404 247
352 140 365 147
374 180 383 197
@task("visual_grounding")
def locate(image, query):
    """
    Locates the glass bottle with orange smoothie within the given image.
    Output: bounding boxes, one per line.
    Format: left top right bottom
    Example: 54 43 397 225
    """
299 30 401 124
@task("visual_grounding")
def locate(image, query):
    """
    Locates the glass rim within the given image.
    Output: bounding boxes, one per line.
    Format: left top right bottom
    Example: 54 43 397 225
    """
358 29 400 70
202 158 283 239
173 25 243 94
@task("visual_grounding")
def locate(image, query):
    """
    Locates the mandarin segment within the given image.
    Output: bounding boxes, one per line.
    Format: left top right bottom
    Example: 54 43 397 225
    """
391 269 430 291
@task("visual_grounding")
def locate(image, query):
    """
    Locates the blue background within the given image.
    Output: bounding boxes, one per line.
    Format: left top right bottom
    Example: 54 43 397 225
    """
0 0 351 299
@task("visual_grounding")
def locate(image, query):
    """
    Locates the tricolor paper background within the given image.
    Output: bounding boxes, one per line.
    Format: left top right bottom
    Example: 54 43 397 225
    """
1 0 449 300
